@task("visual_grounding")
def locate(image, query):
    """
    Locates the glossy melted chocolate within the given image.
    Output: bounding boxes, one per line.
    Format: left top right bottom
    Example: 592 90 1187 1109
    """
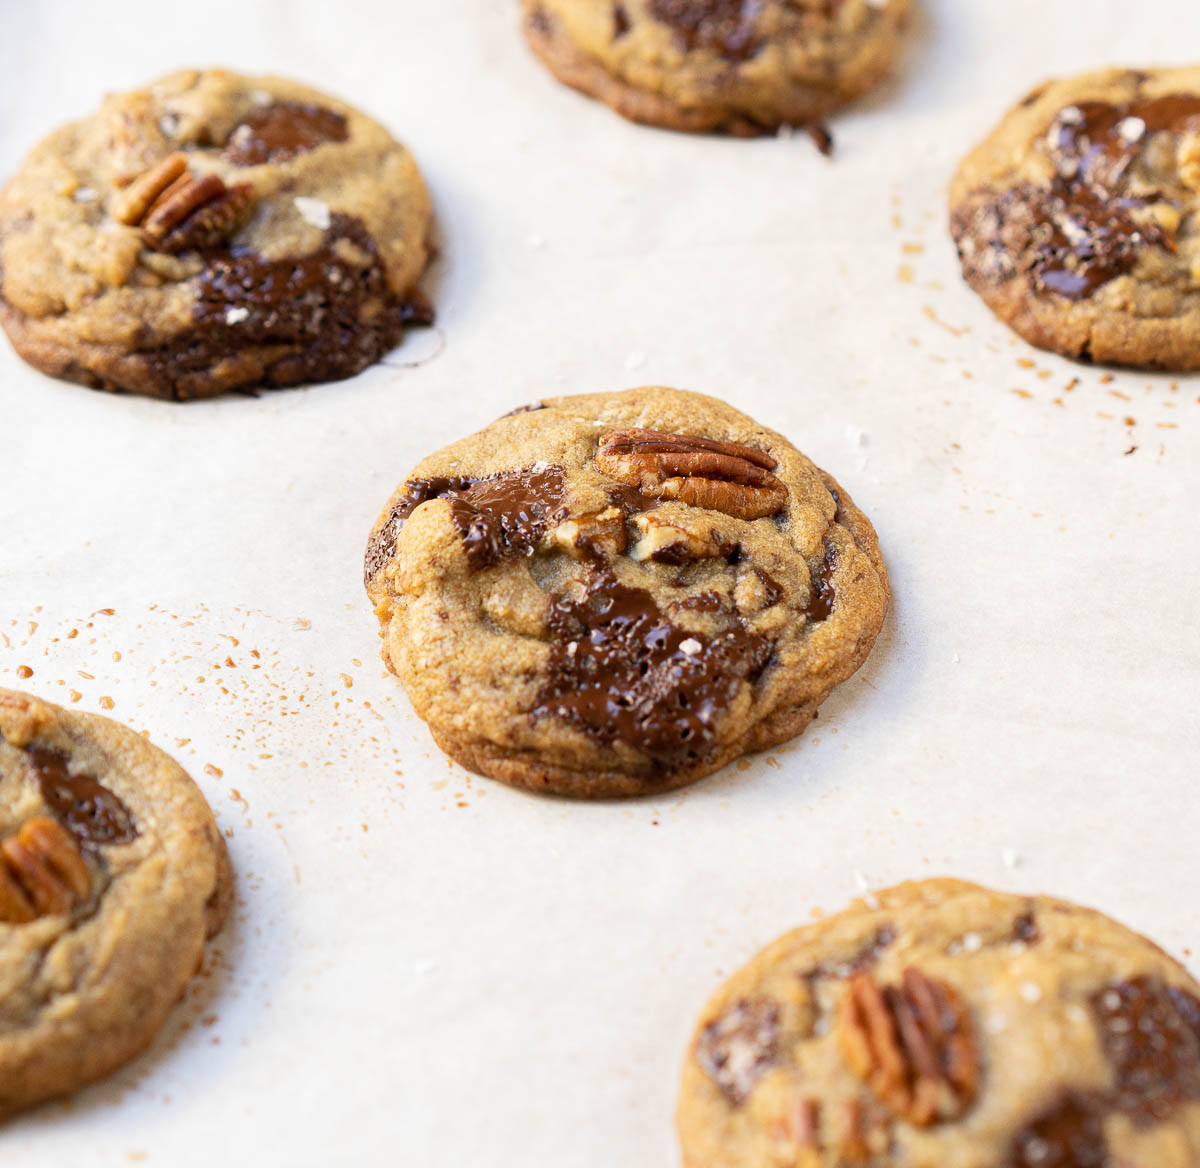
956 181 1165 302
1006 1094 1109 1168
695 998 780 1105
959 91 1200 301
647 0 763 60
805 546 836 622
141 212 430 398
28 747 138 846
1092 976 1200 1124
1003 975 1200 1164
223 101 349 166
366 466 567 579
533 570 770 769
1051 95 1200 186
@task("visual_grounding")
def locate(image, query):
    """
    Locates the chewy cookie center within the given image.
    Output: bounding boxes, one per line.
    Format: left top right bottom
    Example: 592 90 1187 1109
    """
958 89 1200 304
383 424 839 770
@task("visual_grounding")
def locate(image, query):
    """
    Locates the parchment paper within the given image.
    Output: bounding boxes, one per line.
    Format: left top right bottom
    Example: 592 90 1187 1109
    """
1 1 1198 1163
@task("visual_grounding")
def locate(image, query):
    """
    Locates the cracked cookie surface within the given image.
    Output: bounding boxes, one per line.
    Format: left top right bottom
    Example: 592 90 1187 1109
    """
0 688 231 1120
678 878 1200 1167
0 69 433 399
522 0 911 136
365 386 888 798
951 67 1200 369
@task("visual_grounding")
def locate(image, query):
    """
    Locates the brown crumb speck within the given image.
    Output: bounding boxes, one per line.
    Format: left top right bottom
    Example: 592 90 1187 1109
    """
807 123 834 156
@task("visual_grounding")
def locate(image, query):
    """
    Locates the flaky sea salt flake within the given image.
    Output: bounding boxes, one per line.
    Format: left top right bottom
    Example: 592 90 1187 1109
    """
294 196 331 230
1117 116 1147 143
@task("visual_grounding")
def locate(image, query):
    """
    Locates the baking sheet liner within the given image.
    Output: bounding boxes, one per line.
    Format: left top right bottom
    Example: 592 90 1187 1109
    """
1 1 1198 1163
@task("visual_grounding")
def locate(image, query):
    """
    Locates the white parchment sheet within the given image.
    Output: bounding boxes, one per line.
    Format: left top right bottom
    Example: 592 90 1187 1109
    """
1 1 1198 1163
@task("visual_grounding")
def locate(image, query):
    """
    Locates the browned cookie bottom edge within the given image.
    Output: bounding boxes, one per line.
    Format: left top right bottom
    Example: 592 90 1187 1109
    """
428 701 820 799
0 289 433 401
521 0 838 136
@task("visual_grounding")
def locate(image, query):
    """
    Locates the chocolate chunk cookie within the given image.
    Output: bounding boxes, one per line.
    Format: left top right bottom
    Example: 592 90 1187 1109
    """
522 0 912 136
365 387 889 798
0 688 231 1119
0 69 433 399
678 879 1200 1167
951 67 1200 369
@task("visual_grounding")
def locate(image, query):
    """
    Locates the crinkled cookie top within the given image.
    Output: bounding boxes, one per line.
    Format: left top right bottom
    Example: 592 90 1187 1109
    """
678 878 1200 1168
366 387 888 797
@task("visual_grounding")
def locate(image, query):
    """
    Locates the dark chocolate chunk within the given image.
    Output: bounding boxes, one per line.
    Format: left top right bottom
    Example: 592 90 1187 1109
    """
1005 1094 1110 1168
676 590 726 614
1012 910 1040 945
957 91 1200 303
803 926 897 983
1050 94 1200 187
223 100 349 166
140 213 429 399
447 469 567 570
533 571 770 769
753 569 784 609
953 182 1166 302
605 482 654 517
614 3 631 36
367 467 567 578
28 748 138 847
1091 976 1200 1124
695 998 780 1104
647 0 763 61
805 546 836 622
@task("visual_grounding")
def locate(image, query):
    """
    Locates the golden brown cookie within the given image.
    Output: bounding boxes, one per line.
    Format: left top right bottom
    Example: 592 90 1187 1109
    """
678 878 1200 1167
0 69 433 399
365 387 889 798
951 67 1200 370
0 689 231 1120
522 0 912 136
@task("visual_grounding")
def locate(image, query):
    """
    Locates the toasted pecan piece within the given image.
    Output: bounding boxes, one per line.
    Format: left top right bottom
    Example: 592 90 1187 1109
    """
115 152 255 254
837 968 979 1126
595 428 787 520
0 816 91 923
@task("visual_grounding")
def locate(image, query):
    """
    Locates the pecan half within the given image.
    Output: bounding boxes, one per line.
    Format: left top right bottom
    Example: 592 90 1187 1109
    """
786 1097 890 1166
595 429 786 520
115 152 254 254
837 969 979 1126
0 817 91 924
